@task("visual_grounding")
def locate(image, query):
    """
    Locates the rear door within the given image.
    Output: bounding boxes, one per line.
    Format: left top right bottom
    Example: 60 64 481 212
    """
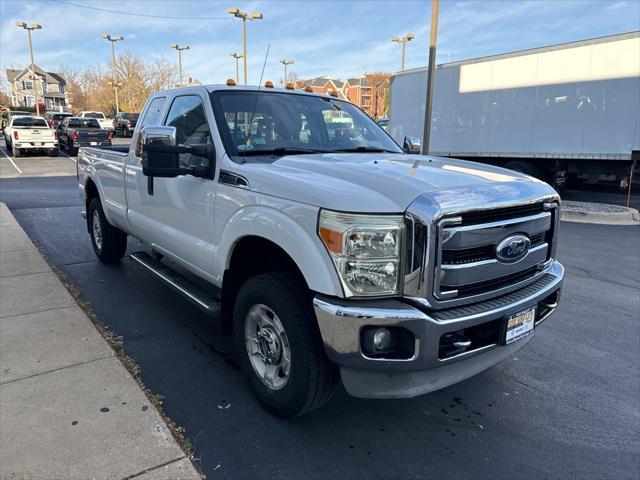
124 95 167 242
143 93 216 280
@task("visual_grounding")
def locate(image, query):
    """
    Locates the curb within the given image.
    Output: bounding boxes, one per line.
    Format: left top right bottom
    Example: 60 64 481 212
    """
560 201 640 226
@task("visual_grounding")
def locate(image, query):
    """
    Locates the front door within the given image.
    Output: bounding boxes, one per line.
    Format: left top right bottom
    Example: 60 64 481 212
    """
144 94 216 281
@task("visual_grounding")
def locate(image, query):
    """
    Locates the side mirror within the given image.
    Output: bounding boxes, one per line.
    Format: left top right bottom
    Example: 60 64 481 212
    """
141 126 213 179
403 136 421 154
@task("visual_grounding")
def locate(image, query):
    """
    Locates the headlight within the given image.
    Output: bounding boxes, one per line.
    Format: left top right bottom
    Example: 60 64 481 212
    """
318 209 403 297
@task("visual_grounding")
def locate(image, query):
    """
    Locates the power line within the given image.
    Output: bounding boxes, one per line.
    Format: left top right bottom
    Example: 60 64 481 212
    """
50 0 233 20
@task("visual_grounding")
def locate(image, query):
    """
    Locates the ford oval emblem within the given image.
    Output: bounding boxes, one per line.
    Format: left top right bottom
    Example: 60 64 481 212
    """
496 235 531 263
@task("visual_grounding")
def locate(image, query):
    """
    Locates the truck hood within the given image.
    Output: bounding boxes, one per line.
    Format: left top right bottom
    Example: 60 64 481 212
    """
234 153 557 213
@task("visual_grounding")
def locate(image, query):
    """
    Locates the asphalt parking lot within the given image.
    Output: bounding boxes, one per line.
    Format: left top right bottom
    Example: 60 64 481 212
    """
0 138 638 479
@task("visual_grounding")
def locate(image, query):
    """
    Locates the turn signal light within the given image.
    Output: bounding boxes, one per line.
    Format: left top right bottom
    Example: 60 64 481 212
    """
285 82 294 90
226 79 236 86
13 131 19 140
304 86 313 93
54 131 58 140
319 227 343 254
264 81 274 88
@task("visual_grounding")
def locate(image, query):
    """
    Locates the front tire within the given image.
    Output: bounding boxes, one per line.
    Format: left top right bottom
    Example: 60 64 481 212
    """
88 198 127 263
233 272 337 417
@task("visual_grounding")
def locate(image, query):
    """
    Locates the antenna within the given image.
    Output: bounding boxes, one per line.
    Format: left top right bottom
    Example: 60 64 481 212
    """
242 43 270 155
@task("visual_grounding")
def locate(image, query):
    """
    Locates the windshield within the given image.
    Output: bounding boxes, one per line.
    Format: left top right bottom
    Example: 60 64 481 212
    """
68 118 100 128
83 112 104 119
120 113 139 120
210 90 401 159
13 117 48 127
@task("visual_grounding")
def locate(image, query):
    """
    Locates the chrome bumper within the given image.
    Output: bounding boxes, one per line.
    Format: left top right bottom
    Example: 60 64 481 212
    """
313 261 564 398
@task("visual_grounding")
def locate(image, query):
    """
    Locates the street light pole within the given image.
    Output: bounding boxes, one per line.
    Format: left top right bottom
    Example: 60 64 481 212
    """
16 22 42 115
171 44 190 87
280 59 294 85
228 8 263 85
391 33 415 71
421 0 439 155
230 52 243 84
100 33 124 114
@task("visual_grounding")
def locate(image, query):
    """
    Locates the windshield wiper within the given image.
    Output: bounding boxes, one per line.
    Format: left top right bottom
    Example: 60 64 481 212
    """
331 146 398 153
238 146 331 156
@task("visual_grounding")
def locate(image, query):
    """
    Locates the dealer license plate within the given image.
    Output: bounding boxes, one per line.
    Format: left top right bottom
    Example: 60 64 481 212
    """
504 307 536 344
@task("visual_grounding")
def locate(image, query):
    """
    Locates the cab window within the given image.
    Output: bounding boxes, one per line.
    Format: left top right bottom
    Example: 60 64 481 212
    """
164 95 211 169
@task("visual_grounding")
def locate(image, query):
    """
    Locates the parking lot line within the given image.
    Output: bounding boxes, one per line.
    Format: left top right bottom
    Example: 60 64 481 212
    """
59 151 76 163
0 148 22 174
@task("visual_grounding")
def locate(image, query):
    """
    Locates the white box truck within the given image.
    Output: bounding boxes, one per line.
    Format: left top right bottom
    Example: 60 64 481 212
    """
387 32 640 188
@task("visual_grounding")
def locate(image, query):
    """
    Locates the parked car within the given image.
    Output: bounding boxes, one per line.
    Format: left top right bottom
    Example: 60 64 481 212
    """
2 110 31 132
58 117 111 156
4 115 58 157
77 85 564 417
44 111 73 129
113 112 139 137
79 111 113 131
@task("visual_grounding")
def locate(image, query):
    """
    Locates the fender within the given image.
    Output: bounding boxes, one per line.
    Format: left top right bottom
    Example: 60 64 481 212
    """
214 204 344 298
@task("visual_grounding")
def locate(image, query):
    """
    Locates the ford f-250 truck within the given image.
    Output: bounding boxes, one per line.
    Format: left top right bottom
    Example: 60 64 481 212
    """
77 84 564 417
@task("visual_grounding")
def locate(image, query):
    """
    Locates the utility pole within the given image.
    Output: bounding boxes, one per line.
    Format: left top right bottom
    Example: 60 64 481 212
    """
171 44 190 87
230 52 243 84
228 8 263 84
280 59 294 85
100 33 124 114
391 33 415 71
421 0 439 155
16 22 42 115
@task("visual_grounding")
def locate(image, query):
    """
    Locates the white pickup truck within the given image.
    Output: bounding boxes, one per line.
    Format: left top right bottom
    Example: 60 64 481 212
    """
79 111 113 131
4 115 58 157
77 84 564 417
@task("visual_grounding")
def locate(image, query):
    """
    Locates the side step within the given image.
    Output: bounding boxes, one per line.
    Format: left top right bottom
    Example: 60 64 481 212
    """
129 252 220 315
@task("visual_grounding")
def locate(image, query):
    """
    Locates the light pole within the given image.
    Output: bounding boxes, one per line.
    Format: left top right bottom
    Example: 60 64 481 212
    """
422 0 439 154
227 7 263 84
171 44 190 87
280 59 294 85
100 33 124 114
230 52 243 84
391 33 415 71
16 22 42 115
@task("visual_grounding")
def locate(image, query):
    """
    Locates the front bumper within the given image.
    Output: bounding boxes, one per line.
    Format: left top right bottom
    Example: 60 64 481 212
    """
313 260 563 398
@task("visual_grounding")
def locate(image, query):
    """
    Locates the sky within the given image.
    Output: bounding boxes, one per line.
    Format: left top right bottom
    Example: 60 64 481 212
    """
1 0 639 88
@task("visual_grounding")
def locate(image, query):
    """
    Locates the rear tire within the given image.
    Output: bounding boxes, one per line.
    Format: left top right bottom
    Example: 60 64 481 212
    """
68 147 78 156
49 148 59 157
233 272 337 417
88 198 127 263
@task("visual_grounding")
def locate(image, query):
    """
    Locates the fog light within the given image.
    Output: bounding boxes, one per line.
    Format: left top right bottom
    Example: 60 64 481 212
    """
373 327 391 351
361 326 416 359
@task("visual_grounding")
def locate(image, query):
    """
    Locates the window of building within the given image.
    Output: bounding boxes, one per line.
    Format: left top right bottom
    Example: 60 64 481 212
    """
23 81 33 90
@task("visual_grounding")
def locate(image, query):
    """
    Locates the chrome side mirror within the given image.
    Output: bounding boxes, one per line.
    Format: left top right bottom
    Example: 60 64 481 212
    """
142 125 177 148
403 136 421 154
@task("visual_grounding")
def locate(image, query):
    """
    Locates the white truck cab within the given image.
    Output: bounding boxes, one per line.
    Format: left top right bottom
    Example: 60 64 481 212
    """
79 111 113 131
77 84 564 417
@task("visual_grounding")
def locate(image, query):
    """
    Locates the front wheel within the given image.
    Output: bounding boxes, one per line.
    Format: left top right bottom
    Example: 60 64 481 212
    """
88 198 127 263
233 272 337 417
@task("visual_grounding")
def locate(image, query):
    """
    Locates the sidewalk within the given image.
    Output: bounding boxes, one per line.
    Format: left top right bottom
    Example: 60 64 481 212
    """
0 203 200 479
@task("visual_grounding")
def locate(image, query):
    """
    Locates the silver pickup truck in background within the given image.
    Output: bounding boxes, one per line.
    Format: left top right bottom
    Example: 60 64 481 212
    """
77 84 564 417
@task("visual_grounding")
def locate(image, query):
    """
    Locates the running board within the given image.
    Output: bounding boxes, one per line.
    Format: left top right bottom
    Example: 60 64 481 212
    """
129 252 220 315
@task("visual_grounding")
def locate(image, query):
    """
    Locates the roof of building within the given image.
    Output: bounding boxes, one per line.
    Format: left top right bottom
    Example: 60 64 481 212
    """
6 65 66 85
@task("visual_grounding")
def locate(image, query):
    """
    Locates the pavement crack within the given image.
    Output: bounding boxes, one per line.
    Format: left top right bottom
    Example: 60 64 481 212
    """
121 456 188 480
0 355 113 386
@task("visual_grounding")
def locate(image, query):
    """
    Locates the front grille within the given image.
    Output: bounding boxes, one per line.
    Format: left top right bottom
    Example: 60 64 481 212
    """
431 202 558 306
459 203 545 226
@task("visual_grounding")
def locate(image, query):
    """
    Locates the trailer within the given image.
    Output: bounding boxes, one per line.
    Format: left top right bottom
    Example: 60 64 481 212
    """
388 32 640 188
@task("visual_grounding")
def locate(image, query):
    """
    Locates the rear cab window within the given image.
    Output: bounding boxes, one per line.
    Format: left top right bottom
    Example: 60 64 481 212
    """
12 117 48 128
135 96 166 156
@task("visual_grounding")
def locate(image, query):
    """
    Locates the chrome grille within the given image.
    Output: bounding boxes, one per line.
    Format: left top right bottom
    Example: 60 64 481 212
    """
402 200 559 309
434 202 558 304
